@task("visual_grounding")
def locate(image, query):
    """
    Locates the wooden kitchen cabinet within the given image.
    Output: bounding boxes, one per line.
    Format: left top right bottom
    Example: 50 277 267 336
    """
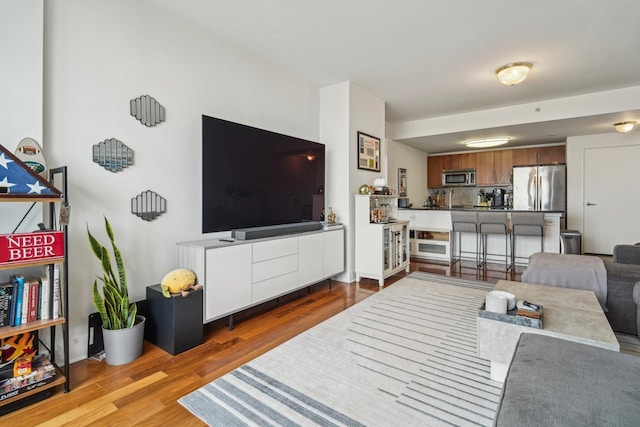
512 145 565 166
427 156 444 188
442 152 476 170
476 150 513 186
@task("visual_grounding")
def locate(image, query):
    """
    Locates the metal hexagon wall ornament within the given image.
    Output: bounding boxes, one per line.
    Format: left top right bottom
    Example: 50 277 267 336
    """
130 95 165 127
131 190 167 221
93 138 134 172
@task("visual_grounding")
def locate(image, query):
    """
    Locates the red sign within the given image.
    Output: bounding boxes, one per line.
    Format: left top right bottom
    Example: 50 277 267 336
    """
0 231 64 267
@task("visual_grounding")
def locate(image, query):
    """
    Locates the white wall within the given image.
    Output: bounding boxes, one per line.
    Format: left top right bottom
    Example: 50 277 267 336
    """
387 139 428 205
0 0 44 239
566 132 640 234
43 0 319 363
0 0 42 147
320 83 350 281
348 84 385 281
320 82 385 282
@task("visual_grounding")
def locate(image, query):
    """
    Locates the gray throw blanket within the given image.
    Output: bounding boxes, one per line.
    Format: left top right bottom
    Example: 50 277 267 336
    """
522 252 608 310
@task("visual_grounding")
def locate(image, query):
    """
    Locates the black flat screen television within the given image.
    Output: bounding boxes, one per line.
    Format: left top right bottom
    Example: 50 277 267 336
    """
202 115 325 233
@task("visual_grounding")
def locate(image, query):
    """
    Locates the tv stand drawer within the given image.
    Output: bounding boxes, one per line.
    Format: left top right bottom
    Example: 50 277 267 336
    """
253 238 298 262
252 271 298 303
253 254 297 283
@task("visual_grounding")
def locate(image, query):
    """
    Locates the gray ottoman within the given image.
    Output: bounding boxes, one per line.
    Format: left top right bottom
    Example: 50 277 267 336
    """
494 333 640 426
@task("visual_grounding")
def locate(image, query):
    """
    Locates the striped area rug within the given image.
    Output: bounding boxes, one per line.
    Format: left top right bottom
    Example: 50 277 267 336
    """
179 273 500 426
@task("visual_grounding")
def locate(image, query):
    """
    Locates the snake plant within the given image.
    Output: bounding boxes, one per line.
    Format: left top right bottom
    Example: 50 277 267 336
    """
87 216 137 330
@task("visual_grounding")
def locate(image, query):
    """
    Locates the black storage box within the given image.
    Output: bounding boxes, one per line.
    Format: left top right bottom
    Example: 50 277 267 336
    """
145 284 203 355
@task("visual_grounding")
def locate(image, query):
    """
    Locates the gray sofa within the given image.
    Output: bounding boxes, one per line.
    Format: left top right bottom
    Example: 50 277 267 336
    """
494 333 640 426
603 244 640 336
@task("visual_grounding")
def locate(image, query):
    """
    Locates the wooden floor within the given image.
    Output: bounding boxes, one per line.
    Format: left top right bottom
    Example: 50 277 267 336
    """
0 258 626 425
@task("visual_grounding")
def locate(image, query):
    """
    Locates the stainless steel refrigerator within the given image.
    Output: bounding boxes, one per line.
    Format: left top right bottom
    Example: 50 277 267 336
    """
512 165 566 211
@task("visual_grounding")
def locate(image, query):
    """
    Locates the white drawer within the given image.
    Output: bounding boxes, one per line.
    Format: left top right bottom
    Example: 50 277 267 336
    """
252 271 298 303
252 254 297 283
253 237 298 262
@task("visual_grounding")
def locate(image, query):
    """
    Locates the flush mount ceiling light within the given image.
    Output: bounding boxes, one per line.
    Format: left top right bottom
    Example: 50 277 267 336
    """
464 137 510 148
496 62 532 86
613 121 636 133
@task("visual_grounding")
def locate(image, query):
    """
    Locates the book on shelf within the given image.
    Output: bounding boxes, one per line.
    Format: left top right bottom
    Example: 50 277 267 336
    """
36 278 42 320
1 275 56 328
39 272 50 321
27 279 39 323
0 282 11 328
10 274 25 327
0 332 36 370
20 278 29 325
52 264 60 319
0 354 56 400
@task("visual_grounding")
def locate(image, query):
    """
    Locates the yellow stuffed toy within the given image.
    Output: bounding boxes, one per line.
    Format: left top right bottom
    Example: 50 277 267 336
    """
160 268 201 297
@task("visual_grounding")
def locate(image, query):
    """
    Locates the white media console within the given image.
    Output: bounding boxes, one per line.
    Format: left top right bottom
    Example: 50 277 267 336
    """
176 225 345 326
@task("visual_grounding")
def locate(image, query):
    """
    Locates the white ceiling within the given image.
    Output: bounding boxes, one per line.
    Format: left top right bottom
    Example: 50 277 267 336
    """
141 0 640 153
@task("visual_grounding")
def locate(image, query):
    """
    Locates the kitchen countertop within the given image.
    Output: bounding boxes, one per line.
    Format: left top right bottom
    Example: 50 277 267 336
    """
400 206 565 213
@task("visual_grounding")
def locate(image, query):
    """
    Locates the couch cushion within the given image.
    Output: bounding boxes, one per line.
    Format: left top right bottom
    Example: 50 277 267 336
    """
613 244 640 265
604 261 640 335
494 333 640 427
522 253 607 309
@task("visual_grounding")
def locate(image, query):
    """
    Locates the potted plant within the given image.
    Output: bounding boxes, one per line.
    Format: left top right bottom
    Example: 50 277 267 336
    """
87 216 145 365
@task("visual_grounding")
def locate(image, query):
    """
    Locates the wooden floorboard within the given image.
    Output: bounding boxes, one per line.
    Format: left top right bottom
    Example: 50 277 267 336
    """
0 258 634 425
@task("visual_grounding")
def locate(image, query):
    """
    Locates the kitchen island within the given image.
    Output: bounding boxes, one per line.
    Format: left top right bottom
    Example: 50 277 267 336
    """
397 206 563 264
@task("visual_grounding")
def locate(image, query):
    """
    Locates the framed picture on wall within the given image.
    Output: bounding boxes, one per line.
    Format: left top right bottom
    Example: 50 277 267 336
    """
398 168 407 196
357 131 380 172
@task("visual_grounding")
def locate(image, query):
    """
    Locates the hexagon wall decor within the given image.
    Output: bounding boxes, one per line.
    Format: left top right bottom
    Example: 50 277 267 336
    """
93 138 134 172
131 190 166 221
130 94 165 127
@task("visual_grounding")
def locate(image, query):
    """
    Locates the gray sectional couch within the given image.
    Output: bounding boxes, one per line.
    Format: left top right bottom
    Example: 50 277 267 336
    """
603 244 640 336
492 245 640 426
494 333 640 426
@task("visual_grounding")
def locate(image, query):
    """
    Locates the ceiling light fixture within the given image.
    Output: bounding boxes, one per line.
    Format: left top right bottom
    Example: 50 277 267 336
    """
464 138 510 148
613 121 636 133
496 62 532 86
305 154 316 161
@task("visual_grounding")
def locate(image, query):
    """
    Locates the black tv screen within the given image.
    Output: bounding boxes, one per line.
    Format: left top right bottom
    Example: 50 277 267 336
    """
202 115 325 233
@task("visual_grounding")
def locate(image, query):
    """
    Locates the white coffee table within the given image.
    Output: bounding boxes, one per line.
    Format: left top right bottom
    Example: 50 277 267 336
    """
477 280 619 382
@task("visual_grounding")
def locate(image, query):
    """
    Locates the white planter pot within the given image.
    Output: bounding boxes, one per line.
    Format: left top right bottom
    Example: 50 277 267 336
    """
102 315 146 366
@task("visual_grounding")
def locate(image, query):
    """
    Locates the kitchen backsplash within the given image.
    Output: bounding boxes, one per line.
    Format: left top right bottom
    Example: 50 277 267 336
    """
425 186 511 207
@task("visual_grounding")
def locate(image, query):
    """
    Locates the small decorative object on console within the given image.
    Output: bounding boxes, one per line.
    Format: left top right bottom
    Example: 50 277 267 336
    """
358 184 371 195
373 177 386 193
327 207 336 224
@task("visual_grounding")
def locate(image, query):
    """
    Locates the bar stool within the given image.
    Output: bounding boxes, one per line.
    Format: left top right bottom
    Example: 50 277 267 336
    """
511 212 544 268
451 211 480 267
478 211 511 271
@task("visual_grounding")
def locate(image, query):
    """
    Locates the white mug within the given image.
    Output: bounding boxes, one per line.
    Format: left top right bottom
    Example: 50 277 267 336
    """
487 290 516 311
486 293 507 314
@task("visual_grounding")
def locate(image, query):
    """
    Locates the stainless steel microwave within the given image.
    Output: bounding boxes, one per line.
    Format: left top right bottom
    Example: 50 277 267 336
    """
442 169 476 187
